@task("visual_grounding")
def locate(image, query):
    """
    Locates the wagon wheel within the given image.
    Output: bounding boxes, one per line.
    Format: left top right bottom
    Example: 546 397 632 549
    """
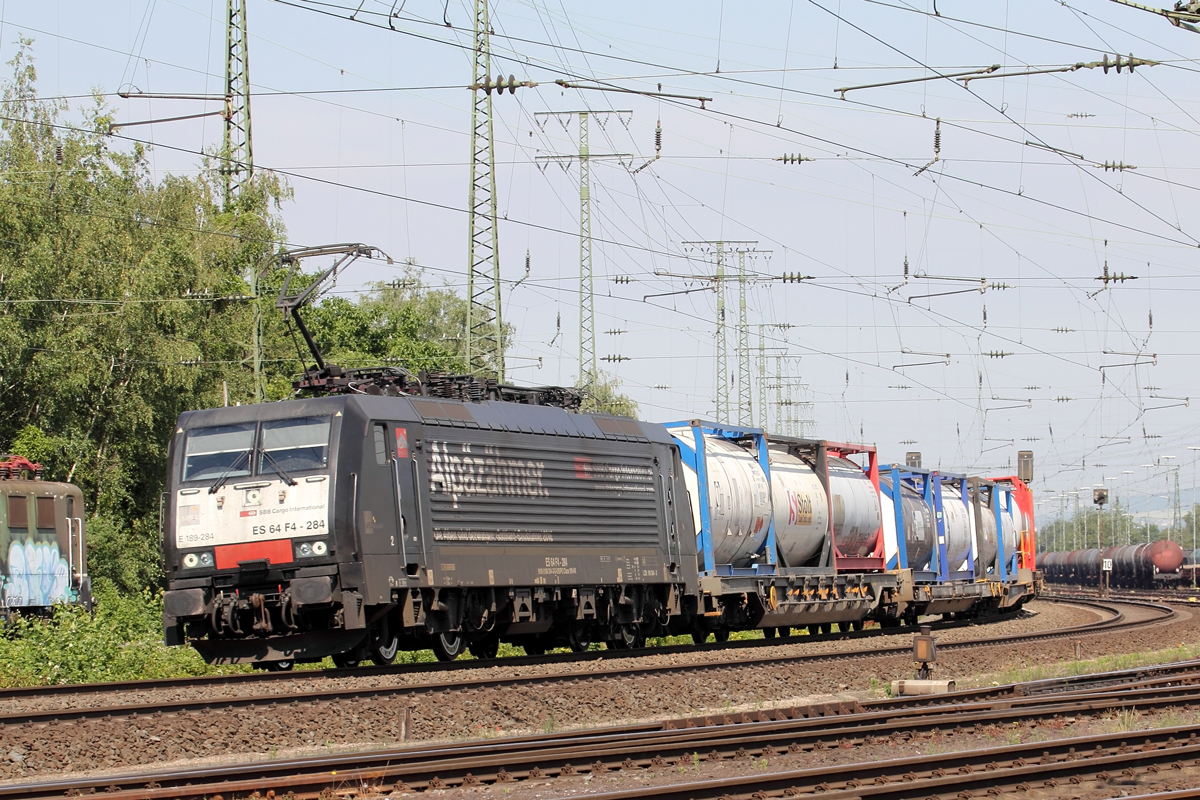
468 635 501 660
432 631 465 662
370 632 401 666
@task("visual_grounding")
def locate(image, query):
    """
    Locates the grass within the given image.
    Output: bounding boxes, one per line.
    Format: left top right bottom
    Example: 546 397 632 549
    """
957 642 1200 690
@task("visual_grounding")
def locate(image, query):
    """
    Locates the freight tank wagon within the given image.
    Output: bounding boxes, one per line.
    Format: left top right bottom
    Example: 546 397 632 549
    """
1038 540 1184 589
0 456 91 616
161 395 694 668
878 465 1035 620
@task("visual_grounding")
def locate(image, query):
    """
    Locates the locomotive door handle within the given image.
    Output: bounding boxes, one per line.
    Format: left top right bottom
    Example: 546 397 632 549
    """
392 460 409 562
66 518 74 585
74 518 85 578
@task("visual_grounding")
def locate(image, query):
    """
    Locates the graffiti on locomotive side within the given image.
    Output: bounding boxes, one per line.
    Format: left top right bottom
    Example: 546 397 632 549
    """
428 440 550 508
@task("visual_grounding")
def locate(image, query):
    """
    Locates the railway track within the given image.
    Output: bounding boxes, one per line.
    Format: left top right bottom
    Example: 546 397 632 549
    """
1046 585 1200 604
13 650 1200 800
0 601 1034 703
0 597 1162 727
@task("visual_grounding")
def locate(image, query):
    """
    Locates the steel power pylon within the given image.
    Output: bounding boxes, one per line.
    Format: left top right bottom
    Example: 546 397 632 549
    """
220 0 267 402
535 110 631 386
681 241 760 422
465 0 505 381
757 322 792 431
224 0 252 206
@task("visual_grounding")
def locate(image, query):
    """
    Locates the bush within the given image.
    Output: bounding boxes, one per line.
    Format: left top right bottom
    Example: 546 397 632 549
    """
0 580 245 686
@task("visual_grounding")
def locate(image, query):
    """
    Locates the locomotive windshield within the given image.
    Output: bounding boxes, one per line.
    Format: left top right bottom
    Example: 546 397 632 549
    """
182 423 255 481
181 416 332 482
259 416 330 473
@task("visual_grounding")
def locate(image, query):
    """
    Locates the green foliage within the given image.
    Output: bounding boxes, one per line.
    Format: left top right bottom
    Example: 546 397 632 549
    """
303 270 471 374
8 424 52 463
0 580 246 686
0 41 287 562
84 514 162 593
581 369 639 417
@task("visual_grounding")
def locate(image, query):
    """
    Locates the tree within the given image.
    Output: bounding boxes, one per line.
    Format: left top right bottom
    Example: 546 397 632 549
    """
580 369 638 418
300 267 471 374
0 41 287 590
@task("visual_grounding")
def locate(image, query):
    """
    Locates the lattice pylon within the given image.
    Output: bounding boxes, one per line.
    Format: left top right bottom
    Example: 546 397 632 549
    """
578 112 594 382
223 0 252 207
736 250 752 426
464 0 504 380
714 243 727 422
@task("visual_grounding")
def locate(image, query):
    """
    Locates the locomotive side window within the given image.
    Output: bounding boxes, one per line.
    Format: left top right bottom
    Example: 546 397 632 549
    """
260 416 331 474
183 423 256 481
7 495 27 529
373 423 388 466
35 497 55 529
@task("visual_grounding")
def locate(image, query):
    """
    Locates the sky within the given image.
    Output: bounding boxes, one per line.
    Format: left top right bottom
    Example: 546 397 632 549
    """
7 0 1200 531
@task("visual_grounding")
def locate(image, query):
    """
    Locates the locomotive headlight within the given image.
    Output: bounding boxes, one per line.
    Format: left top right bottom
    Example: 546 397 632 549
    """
198 552 214 567
182 553 200 568
298 542 313 557
312 541 328 556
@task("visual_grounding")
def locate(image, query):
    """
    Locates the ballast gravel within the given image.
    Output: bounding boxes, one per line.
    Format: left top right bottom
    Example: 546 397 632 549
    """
0 599 1185 782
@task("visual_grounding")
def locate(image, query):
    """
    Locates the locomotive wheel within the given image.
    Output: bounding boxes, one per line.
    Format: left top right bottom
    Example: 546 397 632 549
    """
432 632 465 662
331 653 360 669
691 631 709 645
468 636 500 660
567 626 592 653
370 634 400 666
267 659 294 672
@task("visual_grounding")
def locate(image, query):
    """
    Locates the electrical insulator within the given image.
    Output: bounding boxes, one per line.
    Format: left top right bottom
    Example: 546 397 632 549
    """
903 256 909 279
481 74 522 94
778 153 813 165
613 275 633 284
55 145 63 166
654 121 662 153
933 118 941 156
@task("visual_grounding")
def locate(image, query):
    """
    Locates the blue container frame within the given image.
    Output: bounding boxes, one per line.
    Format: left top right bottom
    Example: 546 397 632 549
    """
666 420 777 577
882 465 977 583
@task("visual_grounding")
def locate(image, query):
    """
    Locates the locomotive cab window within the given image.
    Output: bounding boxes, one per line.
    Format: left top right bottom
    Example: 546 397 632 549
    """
373 423 388 466
260 416 331 474
182 423 256 482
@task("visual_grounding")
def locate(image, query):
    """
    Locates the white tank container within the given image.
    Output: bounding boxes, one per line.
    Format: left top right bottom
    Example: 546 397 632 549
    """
828 457 882 557
941 492 973 572
999 503 1019 568
970 491 999 573
672 434 772 566
768 450 829 566
879 475 935 570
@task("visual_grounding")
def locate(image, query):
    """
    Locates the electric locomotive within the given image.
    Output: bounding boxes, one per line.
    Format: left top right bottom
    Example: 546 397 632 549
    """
0 455 91 616
160 243 1037 668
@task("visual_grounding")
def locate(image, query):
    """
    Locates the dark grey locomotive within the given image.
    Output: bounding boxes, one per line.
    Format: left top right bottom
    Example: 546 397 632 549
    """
162 395 695 667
